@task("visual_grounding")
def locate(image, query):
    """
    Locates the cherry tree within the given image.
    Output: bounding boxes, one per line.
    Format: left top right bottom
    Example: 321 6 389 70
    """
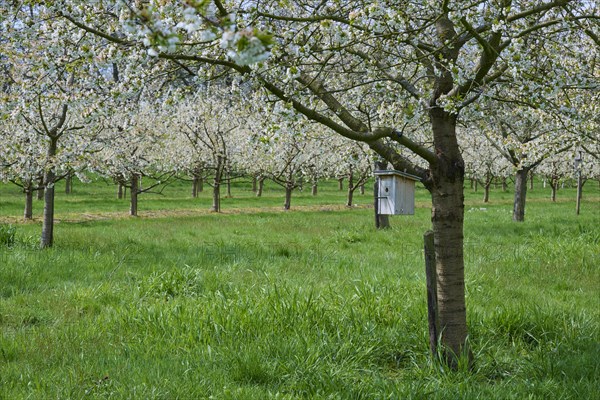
59 0 597 363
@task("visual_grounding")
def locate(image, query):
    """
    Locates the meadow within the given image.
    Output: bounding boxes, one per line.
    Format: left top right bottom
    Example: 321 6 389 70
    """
0 177 599 399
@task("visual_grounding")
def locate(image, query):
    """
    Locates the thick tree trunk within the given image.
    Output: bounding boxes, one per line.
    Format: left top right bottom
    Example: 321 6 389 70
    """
483 182 490 203
256 176 265 197
130 174 139 217
428 108 469 367
550 176 558 202
513 168 530 222
284 183 293 210
24 185 33 220
192 174 199 198
41 139 58 248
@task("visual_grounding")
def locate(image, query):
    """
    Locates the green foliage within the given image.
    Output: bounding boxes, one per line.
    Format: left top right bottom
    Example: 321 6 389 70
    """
0 179 598 398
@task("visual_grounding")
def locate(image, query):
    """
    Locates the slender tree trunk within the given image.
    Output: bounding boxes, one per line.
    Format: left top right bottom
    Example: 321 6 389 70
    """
428 108 469 367
212 156 223 212
529 171 534 190
338 177 344 191
226 168 232 198
130 174 139 217
311 177 318 196
346 168 354 207
65 172 73 194
473 179 478 192
513 168 530 222
24 185 33 221
117 183 123 199
502 177 507 192
37 176 44 200
41 139 58 248
252 175 257 192
360 183 365 195
576 173 583 215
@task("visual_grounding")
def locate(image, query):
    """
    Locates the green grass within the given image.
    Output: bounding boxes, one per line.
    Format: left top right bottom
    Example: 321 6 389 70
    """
0 177 599 399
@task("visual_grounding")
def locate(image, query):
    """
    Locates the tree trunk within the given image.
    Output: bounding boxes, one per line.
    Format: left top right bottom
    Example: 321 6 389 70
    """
529 171 534 190
65 172 73 194
37 176 44 200
473 179 478 192
311 177 318 196
576 173 583 215
130 174 139 217
360 183 365 195
226 169 232 198
483 182 490 203
346 168 354 207
252 175 257 192
338 177 344 191
428 108 469 367
117 183 123 199
550 176 558 202
256 176 265 197
284 183 293 210
192 174 199 198
513 168 530 222
24 185 33 220
502 177 507 192
41 139 58 248
212 156 223 212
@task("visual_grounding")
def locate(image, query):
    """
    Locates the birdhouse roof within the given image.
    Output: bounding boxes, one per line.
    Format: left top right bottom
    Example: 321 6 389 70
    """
374 170 421 181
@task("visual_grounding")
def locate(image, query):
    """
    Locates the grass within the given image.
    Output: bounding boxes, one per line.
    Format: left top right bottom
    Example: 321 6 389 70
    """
0 177 599 399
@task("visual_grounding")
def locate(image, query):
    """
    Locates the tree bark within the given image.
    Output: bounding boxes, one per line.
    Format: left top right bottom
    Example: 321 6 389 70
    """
428 108 469 367
65 172 73 194
337 177 344 191
550 176 558 202
576 173 583 215
37 176 44 200
502 177 507 192
192 174 199 198
346 168 354 207
311 177 318 196
130 174 139 216
24 184 33 220
41 139 58 248
256 176 265 197
284 183 293 210
212 155 223 212
513 168 530 222
483 172 491 203
529 171 534 190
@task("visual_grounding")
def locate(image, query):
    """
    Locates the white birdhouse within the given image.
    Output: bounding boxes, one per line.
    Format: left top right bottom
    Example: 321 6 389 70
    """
374 170 421 215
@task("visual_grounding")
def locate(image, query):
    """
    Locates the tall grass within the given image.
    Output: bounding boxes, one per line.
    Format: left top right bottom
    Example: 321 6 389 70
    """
0 178 598 398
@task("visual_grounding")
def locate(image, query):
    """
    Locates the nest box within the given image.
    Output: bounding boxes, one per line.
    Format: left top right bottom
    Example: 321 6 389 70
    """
374 170 421 215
